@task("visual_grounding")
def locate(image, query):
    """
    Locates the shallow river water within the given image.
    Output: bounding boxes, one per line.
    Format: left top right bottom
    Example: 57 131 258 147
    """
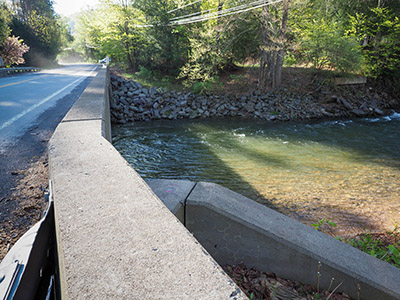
113 113 400 235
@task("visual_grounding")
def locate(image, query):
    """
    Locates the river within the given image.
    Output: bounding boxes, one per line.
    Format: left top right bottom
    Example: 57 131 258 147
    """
112 113 400 236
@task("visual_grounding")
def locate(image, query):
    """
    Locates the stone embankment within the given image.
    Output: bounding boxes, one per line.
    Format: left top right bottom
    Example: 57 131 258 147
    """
110 74 394 124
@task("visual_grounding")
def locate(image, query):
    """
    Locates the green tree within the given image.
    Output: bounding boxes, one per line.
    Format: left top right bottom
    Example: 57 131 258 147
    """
136 0 190 76
349 7 400 82
10 0 64 66
297 19 362 72
289 0 362 73
258 0 290 90
67 0 399 91
73 9 101 61
178 0 291 89
58 16 73 49
102 0 145 71
74 0 146 69
177 0 229 82
179 0 261 83
0 3 11 45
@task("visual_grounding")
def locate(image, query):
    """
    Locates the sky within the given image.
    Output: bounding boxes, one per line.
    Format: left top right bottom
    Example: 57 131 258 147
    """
53 0 100 17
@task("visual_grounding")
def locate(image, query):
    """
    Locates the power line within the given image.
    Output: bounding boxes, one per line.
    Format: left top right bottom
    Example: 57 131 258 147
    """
172 0 271 24
171 0 283 25
133 24 154 27
170 3 223 21
167 0 203 14
133 0 283 28
170 0 253 21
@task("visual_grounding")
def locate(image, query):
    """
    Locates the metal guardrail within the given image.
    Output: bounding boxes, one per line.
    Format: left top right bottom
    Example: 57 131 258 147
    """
0 67 41 77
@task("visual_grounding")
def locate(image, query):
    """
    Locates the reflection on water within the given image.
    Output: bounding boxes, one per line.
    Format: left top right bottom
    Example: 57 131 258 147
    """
113 113 400 235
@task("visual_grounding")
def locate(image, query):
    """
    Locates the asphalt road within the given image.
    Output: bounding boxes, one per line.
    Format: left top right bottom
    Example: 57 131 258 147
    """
0 63 99 206
0 64 99 147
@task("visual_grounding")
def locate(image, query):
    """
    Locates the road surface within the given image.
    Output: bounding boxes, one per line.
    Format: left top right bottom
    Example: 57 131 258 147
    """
0 64 99 148
0 64 100 226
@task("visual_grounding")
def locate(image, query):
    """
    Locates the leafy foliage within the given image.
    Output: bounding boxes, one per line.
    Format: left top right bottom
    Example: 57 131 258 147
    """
313 220 400 268
290 0 363 73
136 0 191 76
349 7 400 83
311 218 337 233
296 20 362 72
70 0 400 90
8 0 66 66
346 232 400 268
0 3 11 45
75 0 146 70
178 26 223 82
0 35 29 66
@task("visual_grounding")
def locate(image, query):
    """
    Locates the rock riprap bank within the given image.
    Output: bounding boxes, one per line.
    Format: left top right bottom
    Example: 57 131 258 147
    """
110 73 393 123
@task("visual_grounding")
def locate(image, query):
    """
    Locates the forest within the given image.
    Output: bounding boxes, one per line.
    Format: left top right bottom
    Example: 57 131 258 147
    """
0 0 71 67
0 0 399 91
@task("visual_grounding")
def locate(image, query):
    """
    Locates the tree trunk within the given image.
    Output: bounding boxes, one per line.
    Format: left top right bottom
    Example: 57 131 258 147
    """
258 5 272 90
273 0 289 89
123 19 135 71
126 47 135 71
216 0 225 54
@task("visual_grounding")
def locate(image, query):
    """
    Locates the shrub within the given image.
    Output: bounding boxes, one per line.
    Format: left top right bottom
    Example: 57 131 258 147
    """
137 66 154 81
297 20 362 72
348 7 400 84
346 233 400 268
0 35 29 67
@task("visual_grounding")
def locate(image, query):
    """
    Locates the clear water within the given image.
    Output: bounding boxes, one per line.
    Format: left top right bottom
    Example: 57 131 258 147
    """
113 113 400 235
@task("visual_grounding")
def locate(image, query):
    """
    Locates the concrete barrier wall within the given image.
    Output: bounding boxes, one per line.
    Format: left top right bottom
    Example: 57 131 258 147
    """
147 179 400 300
48 67 246 300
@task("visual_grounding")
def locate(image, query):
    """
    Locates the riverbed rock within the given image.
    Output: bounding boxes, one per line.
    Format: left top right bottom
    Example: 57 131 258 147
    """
339 98 354 110
109 74 394 124
351 108 368 117
374 108 384 115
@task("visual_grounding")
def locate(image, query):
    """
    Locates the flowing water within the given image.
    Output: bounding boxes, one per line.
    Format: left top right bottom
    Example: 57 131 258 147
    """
113 113 400 235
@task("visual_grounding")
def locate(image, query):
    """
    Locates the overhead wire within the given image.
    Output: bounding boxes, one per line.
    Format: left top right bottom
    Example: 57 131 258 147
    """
133 0 283 27
167 0 203 13
170 3 223 21
171 0 283 25
171 0 275 25
170 0 251 21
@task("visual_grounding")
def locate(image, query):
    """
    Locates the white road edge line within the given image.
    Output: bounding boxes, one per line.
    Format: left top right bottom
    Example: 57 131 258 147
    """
0 66 98 132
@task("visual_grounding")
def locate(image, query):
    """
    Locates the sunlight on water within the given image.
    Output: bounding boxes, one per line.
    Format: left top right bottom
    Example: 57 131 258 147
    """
113 113 400 235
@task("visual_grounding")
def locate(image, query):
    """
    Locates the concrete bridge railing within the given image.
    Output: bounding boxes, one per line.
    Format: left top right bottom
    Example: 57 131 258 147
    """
147 179 400 300
49 66 400 300
48 67 246 300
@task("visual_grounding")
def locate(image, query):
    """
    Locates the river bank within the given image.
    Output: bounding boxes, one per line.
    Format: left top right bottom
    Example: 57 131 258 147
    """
109 72 399 124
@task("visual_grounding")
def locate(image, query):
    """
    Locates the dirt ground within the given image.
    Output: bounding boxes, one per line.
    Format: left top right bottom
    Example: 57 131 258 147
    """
0 154 48 261
224 262 353 300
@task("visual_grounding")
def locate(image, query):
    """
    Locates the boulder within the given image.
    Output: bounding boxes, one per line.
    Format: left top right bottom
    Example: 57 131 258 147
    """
374 108 384 115
351 108 368 117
